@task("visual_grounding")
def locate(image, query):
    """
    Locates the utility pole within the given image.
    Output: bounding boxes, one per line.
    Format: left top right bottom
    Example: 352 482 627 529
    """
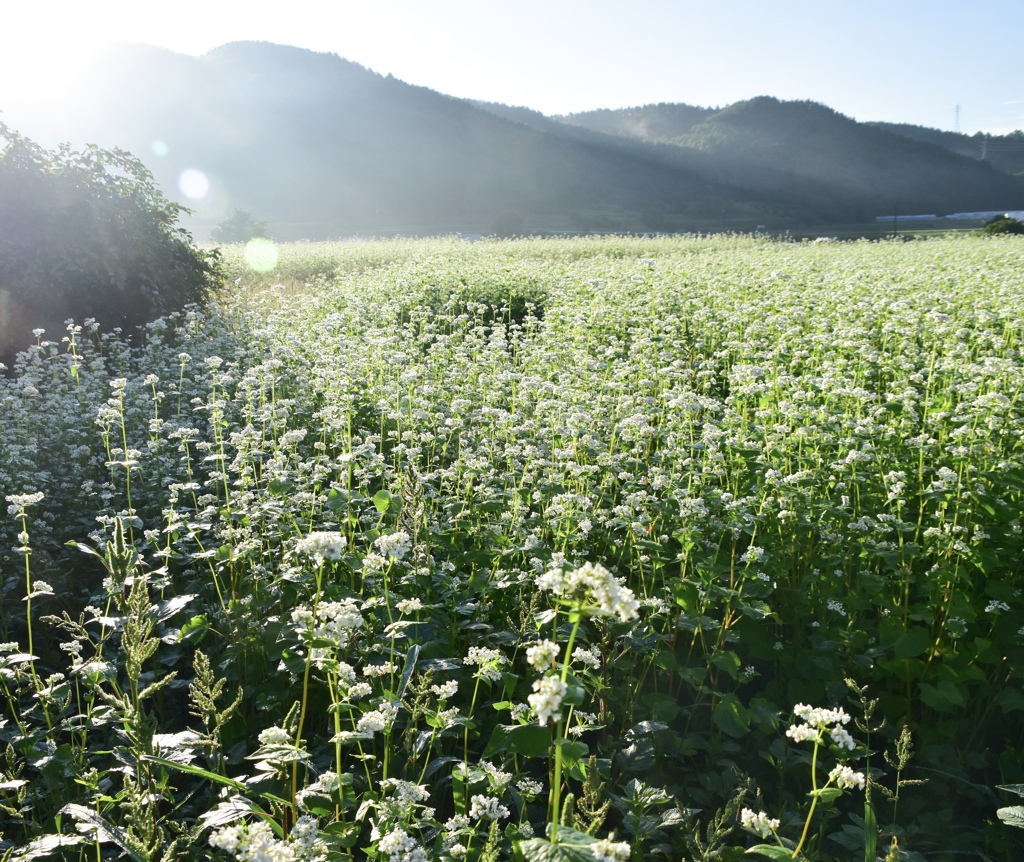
954 104 961 134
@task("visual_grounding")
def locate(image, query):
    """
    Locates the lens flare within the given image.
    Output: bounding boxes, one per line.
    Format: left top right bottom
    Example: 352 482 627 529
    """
244 238 278 273
151 140 169 157
178 168 210 200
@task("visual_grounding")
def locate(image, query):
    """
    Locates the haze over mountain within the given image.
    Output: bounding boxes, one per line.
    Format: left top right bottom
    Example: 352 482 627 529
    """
6 41 1023 239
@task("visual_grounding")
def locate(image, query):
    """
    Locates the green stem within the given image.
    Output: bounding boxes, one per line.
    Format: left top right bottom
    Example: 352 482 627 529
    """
792 737 821 858
550 615 582 845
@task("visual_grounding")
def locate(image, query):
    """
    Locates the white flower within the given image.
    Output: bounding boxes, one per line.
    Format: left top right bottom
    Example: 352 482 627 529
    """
528 675 568 725
526 639 560 670
295 531 347 561
396 597 423 615
537 562 639 622
828 764 866 790
377 827 426 862
375 531 412 561
430 679 459 699
593 838 632 862
258 725 293 746
464 646 507 681
740 808 780 838
469 794 510 821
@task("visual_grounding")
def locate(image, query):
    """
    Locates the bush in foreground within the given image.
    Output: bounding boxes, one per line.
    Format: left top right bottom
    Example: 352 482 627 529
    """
0 121 221 369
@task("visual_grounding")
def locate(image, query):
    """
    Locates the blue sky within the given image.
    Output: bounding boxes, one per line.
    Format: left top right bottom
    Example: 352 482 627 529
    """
2 0 1022 135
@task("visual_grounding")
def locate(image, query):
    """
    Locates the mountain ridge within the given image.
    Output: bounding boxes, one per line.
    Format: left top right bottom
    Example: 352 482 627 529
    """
4 41 1022 238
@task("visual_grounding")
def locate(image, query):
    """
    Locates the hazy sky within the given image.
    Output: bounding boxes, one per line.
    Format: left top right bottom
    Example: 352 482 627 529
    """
2 0 1022 135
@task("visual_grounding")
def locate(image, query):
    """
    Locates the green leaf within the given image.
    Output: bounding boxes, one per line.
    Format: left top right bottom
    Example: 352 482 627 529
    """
11 834 85 860
997 805 1024 829
808 786 843 804
712 693 750 738
891 627 930 659
745 845 794 860
59 804 144 862
918 680 965 711
864 800 878 862
373 490 392 513
515 827 600 862
484 723 551 759
141 755 290 806
997 784 1024 799
268 478 294 495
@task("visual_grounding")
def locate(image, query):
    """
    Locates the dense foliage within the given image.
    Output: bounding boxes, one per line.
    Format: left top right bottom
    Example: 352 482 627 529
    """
1 235 1023 861
0 122 221 370
981 214 1024 235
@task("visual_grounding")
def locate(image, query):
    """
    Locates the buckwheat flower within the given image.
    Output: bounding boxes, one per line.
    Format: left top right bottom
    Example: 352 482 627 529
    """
375 531 412 561
469 794 510 821
297 771 341 810
828 764 866 790
529 675 568 725
516 777 544 799
396 597 423 615
740 808 780 839
377 827 426 862
593 838 631 862
985 599 1010 613
258 725 293 747
785 723 819 744
526 639 560 670
355 701 400 737
430 679 459 699
6 491 45 515
464 646 507 681
25 581 54 599
295 531 347 561
830 727 856 751
538 562 639 622
572 645 602 668
827 599 847 617
209 824 244 854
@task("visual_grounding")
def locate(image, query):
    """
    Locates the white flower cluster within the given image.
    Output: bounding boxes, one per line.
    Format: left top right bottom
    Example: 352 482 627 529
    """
295 531 347 561
739 807 780 839
468 793 510 821
354 700 401 738
258 725 293 746
376 827 427 862
463 646 507 682
209 815 326 861
828 764 866 790
296 771 340 810
536 562 639 622
430 679 459 699
786 703 855 751
6 491 44 516
592 837 632 862
526 639 560 670
396 597 423 615
291 599 363 656
376 531 412 561
528 675 568 725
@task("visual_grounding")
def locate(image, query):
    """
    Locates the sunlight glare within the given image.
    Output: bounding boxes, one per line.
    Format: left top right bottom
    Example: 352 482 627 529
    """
178 168 210 200
244 238 279 273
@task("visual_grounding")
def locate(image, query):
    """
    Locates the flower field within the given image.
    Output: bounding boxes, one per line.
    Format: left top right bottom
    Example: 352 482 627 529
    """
2 234 1024 860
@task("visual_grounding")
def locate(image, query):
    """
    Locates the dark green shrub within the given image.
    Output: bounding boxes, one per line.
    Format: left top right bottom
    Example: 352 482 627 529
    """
0 122 222 367
981 214 1024 235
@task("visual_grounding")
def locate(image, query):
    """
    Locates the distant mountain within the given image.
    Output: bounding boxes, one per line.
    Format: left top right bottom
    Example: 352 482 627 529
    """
563 97 1024 222
867 122 1024 176
5 42 1023 238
